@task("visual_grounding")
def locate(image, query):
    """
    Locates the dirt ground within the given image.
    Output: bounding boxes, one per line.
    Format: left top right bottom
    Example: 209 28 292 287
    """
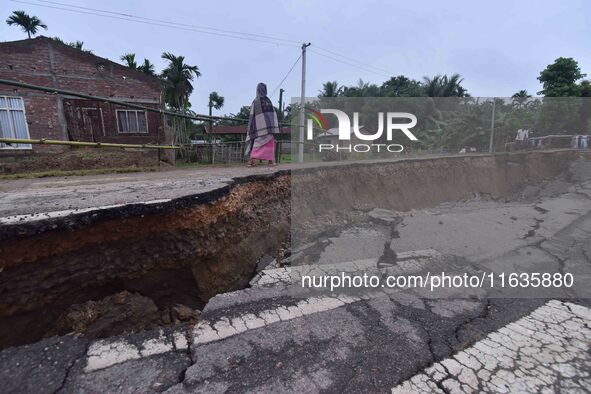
0 148 165 175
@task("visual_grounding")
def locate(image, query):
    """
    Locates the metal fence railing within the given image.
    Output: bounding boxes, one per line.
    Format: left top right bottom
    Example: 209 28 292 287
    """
182 141 245 164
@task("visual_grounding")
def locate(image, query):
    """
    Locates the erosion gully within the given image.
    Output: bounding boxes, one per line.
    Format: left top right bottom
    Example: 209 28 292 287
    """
0 150 585 349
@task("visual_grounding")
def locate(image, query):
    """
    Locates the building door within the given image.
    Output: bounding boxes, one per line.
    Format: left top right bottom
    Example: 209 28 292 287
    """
64 100 105 142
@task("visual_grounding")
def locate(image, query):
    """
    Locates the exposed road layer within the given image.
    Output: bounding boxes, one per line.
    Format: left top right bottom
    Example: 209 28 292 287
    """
1 150 591 392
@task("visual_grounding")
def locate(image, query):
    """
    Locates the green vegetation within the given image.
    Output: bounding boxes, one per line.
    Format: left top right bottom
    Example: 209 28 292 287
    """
52 37 92 53
6 10 47 39
318 73 469 98
537 57 587 97
120 53 138 69
311 59 591 152
138 58 156 76
0 166 159 180
120 53 157 76
161 52 201 111
208 92 225 113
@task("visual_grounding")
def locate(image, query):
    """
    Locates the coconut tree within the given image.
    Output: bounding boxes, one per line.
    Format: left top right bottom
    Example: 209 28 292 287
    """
422 73 468 97
6 10 47 39
342 79 381 97
207 91 225 141
318 81 343 97
511 90 532 108
208 92 225 112
137 59 156 76
120 53 137 70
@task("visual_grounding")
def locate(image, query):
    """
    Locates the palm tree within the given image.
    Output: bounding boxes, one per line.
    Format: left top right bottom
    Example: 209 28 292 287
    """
511 90 532 108
160 52 201 151
340 79 381 97
52 37 92 53
120 53 137 70
71 40 84 50
6 10 47 39
422 73 468 97
207 92 225 141
318 81 343 97
208 92 225 113
137 59 156 76
512 90 531 99
160 52 201 111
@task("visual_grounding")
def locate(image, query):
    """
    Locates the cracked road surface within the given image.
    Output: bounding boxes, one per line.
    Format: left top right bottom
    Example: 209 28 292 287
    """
392 300 591 393
2 155 591 392
0 154 474 220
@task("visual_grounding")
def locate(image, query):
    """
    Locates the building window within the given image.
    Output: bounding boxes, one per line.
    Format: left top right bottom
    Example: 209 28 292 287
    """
116 110 148 133
0 96 31 149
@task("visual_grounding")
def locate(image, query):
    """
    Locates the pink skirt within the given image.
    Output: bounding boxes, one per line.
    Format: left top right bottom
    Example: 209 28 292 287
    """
251 137 276 161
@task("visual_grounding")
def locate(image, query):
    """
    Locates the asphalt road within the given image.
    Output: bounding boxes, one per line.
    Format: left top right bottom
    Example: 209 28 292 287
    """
0 153 476 219
0 165 256 218
2 158 591 393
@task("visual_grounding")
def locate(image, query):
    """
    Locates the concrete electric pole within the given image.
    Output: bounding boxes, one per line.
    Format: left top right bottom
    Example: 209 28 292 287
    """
298 43 311 163
278 88 284 117
489 98 496 153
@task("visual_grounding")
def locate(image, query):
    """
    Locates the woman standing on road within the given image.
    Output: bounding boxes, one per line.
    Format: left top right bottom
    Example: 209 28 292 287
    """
245 83 279 166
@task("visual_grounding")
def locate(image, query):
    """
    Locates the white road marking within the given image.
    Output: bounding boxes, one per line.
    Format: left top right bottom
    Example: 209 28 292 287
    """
84 329 175 372
192 294 359 345
391 300 591 393
82 293 367 372
250 249 442 287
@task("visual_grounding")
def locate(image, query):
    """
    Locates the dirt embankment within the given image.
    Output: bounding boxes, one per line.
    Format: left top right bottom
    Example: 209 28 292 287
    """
292 150 587 239
0 150 586 348
0 149 164 175
0 173 290 348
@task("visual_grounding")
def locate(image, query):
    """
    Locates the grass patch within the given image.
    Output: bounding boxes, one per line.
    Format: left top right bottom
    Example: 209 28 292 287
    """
0 166 159 180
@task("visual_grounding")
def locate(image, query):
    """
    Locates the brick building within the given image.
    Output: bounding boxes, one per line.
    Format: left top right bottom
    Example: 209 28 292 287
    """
0 36 166 153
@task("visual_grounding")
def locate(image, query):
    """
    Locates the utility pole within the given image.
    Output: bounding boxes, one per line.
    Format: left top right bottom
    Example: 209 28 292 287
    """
209 101 215 164
278 88 284 117
298 43 311 163
488 98 496 153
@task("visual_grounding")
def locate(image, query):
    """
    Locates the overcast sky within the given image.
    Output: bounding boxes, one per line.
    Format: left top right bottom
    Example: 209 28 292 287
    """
1 0 590 116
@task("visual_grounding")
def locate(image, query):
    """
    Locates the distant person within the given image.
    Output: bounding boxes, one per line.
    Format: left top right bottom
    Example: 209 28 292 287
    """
515 127 528 149
572 134 588 149
572 135 580 149
245 82 279 167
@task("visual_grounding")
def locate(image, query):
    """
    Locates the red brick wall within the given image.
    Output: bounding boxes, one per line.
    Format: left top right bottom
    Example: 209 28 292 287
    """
63 98 164 144
0 37 164 153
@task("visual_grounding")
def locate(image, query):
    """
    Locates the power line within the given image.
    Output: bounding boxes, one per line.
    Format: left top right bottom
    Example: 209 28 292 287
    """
270 54 302 98
21 0 302 45
309 49 392 78
13 0 398 78
12 0 399 80
11 0 300 47
314 45 396 76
